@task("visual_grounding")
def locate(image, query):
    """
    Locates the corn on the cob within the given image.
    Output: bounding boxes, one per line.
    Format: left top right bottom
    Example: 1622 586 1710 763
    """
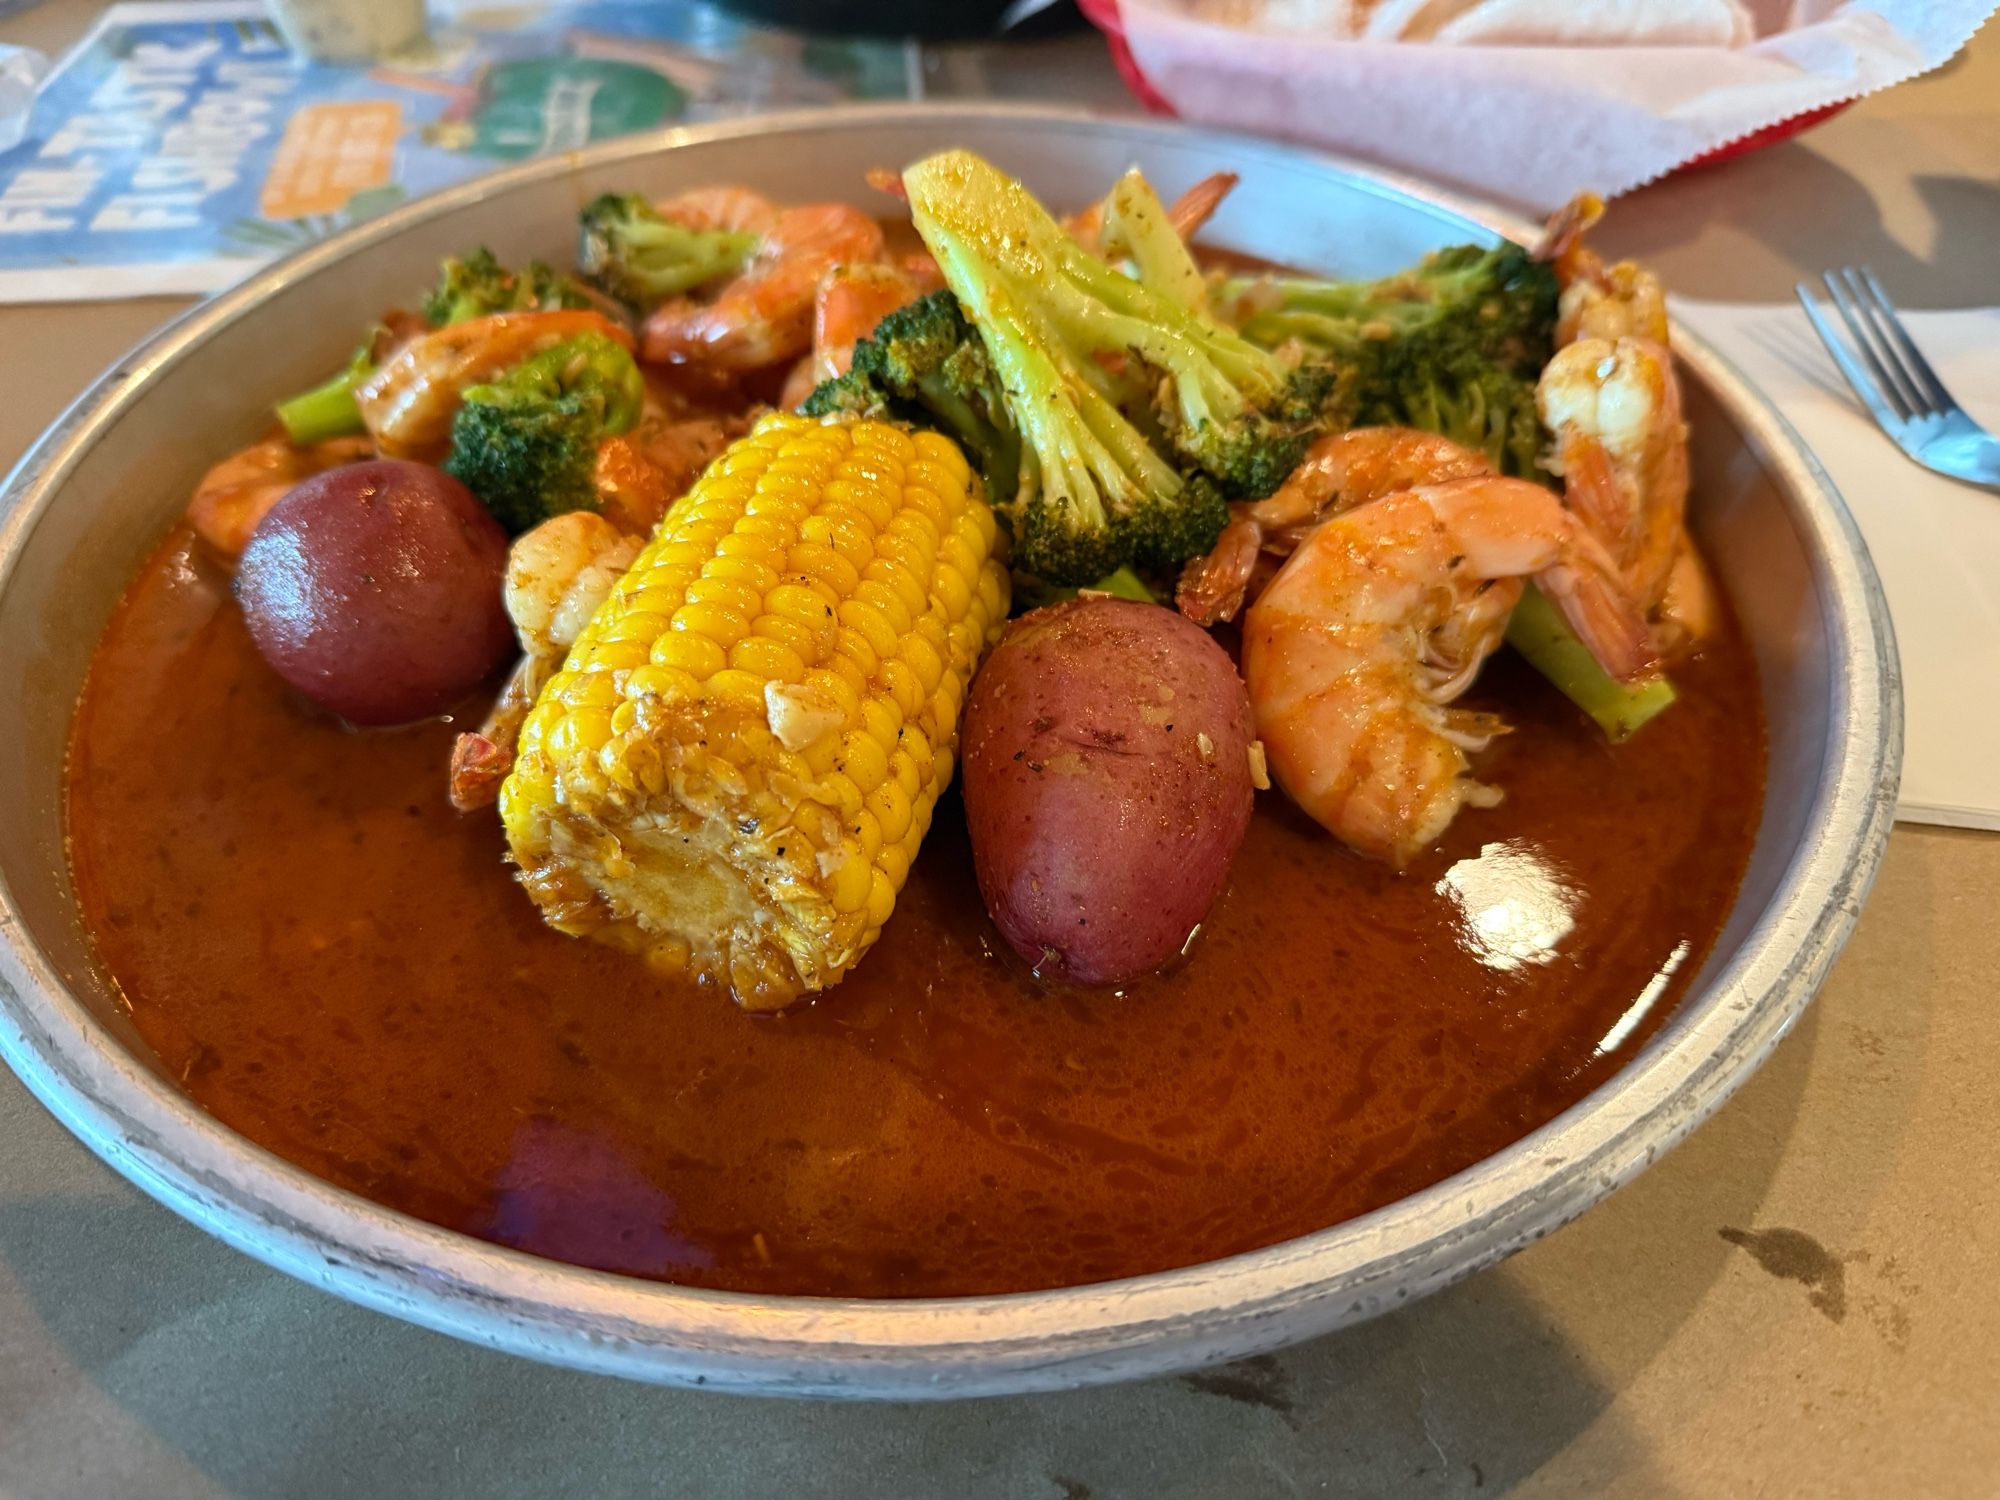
498 412 1010 1009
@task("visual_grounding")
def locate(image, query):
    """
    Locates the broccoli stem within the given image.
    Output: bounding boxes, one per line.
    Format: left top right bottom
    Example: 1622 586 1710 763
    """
276 345 372 446
1084 566 1156 603
1102 170 1207 312
1505 583 1676 742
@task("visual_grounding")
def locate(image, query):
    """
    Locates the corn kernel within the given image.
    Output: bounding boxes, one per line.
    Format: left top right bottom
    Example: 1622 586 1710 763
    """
882 657 924 720
650 630 727 679
859 695 902 749
823 476 894 531
929 565 972 621
837 597 900 662
574 637 650 673
752 611 823 665
866 556 929 619
852 809 883 864
818 771 863 820
757 579 826 624
788 542 861 598
832 624 879 682
704 668 768 717
730 634 805 685
548 706 614 759
818 650 868 700
888 745 924 799
671 601 749 647
558 670 623 709
801 666 861 726
705 555 780 593
839 728 889 795
868 777 911 845
900 633 944 697
854 577 912 635
684 576 764 618
829 850 872 915
864 868 897 929
624 664 701 705
854 423 916 463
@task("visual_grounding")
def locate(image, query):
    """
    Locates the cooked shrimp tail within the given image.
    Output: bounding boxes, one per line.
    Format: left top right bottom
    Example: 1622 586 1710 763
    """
1537 194 1669 348
449 654 551 811
1176 514 1263 626
1534 192 1606 275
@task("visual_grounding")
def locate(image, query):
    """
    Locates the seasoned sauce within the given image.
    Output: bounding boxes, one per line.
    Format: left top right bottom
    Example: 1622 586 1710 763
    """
67 530 1764 1297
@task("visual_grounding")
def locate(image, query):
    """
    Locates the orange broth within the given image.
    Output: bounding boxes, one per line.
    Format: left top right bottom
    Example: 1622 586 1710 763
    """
65 524 1764 1297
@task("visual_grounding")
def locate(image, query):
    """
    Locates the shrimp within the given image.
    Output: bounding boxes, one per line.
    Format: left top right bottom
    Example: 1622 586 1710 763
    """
1536 192 1669 348
450 511 642 810
778 261 928 408
503 510 644 660
1537 198 1713 654
1176 427 1493 625
354 309 633 460
641 203 887 373
811 262 925 383
184 434 374 559
1242 476 1656 865
591 411 749 534
657 185 782 238
1538 336 1712 652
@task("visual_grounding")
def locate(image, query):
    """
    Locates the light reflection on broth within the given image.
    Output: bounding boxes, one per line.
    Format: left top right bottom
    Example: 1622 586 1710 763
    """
1437 840 1578 974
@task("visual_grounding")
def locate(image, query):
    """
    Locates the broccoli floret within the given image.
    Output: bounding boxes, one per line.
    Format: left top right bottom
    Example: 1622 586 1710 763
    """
576 192 759 312
895 150 1332 585
802 290 1022 506
423 247 591 327
1217 242 1559 477
441 331 645 533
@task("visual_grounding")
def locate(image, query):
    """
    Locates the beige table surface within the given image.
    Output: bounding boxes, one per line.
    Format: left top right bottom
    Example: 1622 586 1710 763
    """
1 5 1996 1496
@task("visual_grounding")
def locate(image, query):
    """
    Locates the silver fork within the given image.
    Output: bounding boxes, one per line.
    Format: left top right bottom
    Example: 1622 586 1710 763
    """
1796 267 2000 491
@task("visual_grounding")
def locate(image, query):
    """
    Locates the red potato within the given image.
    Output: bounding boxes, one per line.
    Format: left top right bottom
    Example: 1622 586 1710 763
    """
236 460 514 726
961 597 1257 985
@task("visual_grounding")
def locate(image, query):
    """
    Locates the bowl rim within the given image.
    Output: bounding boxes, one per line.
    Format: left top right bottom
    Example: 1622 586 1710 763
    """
0 101 1902 1398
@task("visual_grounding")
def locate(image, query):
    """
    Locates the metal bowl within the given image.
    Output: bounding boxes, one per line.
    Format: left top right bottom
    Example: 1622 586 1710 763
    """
0 105 1900 1398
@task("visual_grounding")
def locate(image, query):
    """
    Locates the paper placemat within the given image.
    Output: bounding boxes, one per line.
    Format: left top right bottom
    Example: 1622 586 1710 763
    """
1676 298 2000 830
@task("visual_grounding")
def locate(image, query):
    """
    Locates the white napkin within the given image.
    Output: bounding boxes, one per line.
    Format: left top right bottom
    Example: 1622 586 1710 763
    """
1675 299 2000 830
1108 0 1996 211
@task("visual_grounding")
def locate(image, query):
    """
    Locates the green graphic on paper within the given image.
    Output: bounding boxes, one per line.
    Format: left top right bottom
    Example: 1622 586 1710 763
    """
447 59 685 160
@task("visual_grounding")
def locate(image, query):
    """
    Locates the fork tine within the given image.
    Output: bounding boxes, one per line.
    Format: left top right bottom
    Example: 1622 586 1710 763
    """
1855 266 1955 415
1824 270 1917 421
1797 283 1907 437
1835 267 1938 419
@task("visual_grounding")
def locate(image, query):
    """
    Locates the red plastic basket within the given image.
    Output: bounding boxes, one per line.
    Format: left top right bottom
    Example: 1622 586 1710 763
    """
1078 0 1851 173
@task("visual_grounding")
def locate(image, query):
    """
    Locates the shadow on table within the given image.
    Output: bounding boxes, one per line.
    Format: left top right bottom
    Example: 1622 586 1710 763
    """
1601 142 2000 310
0 842 1938 1500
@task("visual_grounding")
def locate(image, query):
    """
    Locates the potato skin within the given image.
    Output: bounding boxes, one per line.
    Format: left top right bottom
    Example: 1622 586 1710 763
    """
236 460 513 726
961 597 1256 985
